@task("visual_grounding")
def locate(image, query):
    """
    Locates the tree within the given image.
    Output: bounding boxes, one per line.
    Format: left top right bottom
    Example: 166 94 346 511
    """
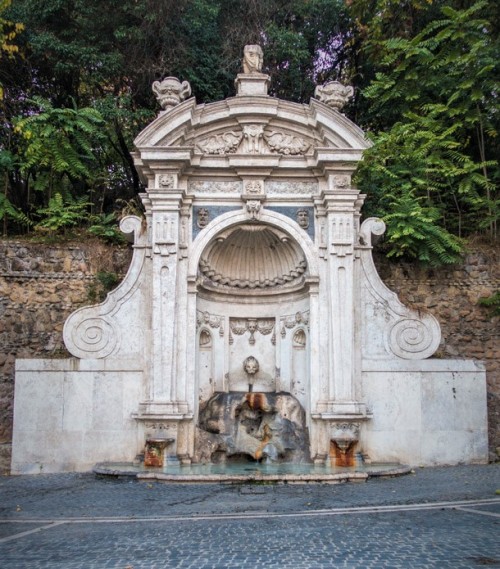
355 0 499 264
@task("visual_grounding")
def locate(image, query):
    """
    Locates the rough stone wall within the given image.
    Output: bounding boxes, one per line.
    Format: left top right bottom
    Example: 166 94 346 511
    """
0 240 132 473
0 240 498 472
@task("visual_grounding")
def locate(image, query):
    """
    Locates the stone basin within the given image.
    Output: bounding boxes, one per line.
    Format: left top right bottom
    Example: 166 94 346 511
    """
93 461 411 483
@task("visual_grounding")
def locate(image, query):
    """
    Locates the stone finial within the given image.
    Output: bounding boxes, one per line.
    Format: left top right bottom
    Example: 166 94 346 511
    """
314 81 354 111
243 44 263 74
152 76 192 111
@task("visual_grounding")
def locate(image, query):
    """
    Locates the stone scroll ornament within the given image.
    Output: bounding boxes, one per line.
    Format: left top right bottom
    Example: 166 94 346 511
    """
63 216 145 359
152 76 192 110
359 218 442 359
387 317 441 360
314 81 354 111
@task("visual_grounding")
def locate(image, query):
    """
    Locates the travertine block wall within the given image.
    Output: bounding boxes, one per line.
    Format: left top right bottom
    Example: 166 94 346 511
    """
0 240 498 472
0 241 132 472
375 248 499 458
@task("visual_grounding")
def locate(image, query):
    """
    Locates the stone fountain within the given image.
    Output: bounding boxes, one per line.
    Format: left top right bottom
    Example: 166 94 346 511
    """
11 46 488 477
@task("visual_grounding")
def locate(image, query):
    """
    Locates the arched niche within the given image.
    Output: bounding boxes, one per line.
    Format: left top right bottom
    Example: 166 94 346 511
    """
192 214 314 409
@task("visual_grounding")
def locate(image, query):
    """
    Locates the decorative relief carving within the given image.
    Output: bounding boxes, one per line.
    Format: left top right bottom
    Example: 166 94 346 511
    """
197 208 209 229
330 422 360 440
199 329 212 347
280 311 310 338
266 181 319 195
229 318 275 346
158 174 175 188
332 175 350 188
196 128 313 157
359 217 386 248
144 423 176 433
314 81 354 111
243 125 264 154
66 316 118 359
179 206 190 252
196 310 224 336
244 180 264 195
246 200 261 220
296 209 310 229
153 214 177 257
243 44 263 74
152 76 191 110
293 329 307 348
199 226 307 290
154 215 175 242
196 132 243 155
331 216 353 243
387 317 441 360
188 181 242 194
264 132 310 155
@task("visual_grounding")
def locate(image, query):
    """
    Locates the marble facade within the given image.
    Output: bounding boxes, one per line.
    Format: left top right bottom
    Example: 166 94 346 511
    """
11 48 488 473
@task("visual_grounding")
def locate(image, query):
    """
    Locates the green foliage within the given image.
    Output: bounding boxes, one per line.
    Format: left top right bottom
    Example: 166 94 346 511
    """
0 192 32 231
0 0 24 98
356 0 499 264
88 213 125 244
87 271 121 303
382 192 463 266
15 97 105 188
478 291 500 317
35 192 90 235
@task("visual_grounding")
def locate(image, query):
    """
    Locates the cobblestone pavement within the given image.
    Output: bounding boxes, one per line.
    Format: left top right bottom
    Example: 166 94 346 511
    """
0 464 498 568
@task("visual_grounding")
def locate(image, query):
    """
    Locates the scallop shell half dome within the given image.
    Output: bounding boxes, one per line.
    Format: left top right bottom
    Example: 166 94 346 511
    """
199 225 307 290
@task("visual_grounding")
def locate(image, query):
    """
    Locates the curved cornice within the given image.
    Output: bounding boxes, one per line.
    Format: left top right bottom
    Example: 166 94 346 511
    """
134 95 369 153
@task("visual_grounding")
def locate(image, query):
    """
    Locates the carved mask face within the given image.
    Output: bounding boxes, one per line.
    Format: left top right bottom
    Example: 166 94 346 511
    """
197 208 209 228
243 356 259 376
296 209 309 229
155 78 182 107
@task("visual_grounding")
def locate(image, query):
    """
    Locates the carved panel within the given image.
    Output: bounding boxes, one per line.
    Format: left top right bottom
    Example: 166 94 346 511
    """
158 174 175 188
331 216 353 244
266 181 318 195
188 181 242 194
244 180 264 195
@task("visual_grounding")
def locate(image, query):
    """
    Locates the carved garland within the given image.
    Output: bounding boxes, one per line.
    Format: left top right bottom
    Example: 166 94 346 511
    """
229 318 276 346
280 311 310 338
